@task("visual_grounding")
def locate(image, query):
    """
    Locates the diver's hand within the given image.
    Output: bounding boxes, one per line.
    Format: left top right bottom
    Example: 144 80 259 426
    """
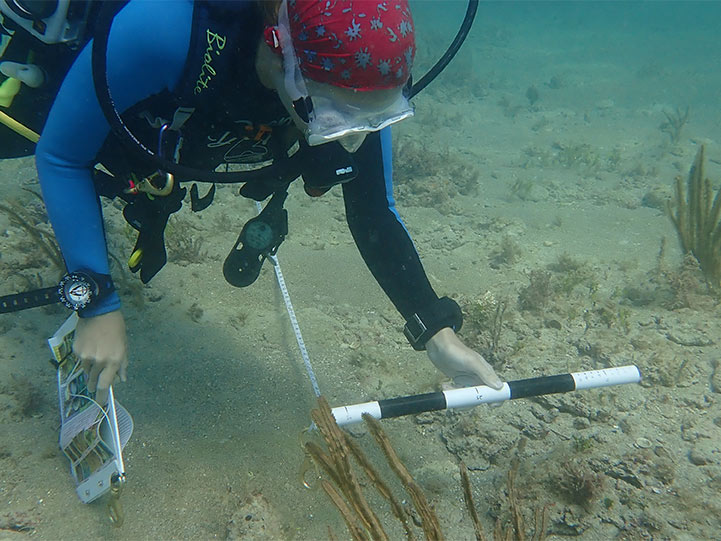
73 310 128 405
426 327 503 390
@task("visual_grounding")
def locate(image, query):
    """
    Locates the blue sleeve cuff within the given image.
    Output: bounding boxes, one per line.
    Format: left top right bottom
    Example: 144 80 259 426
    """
78 291 122 318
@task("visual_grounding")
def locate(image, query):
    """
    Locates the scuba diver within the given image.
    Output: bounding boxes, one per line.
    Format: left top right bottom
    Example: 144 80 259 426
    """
2 0 503 404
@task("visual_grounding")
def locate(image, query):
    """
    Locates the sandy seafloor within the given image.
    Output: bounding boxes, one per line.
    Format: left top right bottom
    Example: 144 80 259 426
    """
1 2 721 540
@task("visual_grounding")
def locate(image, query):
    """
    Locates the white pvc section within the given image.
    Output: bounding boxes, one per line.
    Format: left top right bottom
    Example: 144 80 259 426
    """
106 386 125 475
443 382 512 409
332 401 382 427
572 365 641 390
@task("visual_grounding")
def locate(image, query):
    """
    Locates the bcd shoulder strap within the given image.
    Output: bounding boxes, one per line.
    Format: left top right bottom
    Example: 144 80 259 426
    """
172 0 261 114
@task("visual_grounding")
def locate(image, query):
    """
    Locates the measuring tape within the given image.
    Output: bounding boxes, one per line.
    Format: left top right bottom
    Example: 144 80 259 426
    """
255 201 321 397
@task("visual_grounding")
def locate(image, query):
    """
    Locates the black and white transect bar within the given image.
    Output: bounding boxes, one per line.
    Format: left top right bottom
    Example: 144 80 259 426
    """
331 365 641 427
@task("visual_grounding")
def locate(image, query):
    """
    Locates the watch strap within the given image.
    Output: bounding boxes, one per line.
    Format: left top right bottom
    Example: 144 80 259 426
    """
78 272 115 316
404 296 463 351
0 287 60 314
93 273 115 299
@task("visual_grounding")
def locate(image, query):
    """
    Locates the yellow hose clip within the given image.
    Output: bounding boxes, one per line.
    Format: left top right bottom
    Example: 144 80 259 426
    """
128 249 143 268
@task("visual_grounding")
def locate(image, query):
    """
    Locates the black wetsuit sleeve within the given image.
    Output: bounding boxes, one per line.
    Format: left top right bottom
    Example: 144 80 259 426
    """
342 127 439 321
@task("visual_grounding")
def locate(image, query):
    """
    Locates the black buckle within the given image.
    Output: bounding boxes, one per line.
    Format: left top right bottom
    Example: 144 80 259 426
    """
292 96 314 124
403 296 463 351
403 313 427 345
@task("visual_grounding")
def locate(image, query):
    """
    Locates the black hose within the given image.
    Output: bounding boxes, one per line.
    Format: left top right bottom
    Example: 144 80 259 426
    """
410 0 478 99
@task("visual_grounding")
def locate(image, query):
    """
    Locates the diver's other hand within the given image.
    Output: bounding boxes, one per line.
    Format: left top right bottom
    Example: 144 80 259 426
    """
73 310 128 405
426 327 503 390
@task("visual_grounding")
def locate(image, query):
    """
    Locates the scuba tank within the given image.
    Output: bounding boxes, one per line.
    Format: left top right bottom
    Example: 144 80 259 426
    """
0 0 105 157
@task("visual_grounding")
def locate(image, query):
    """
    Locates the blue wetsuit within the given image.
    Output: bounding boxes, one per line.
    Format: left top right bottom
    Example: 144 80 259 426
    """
36 0 439 322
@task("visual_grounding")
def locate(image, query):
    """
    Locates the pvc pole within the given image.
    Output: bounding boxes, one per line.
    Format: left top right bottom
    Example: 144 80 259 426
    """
331 365 641 427
106 386 125 476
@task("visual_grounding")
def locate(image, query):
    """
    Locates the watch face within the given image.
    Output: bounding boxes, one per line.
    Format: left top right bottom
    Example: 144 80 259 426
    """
59 274 93 310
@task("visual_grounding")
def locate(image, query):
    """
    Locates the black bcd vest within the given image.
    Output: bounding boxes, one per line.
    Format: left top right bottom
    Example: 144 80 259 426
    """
97 0 294 182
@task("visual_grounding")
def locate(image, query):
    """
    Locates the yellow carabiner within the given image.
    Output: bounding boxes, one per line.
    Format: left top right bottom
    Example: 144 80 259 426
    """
136 171 175 197
298 427 322 490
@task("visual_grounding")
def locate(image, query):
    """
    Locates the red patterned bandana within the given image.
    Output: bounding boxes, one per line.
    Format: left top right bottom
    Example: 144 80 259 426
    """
284 0 416 91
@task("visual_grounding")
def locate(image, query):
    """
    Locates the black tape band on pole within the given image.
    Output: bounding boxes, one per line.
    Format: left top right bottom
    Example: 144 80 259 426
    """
378 392 446 420
508 374 575 400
